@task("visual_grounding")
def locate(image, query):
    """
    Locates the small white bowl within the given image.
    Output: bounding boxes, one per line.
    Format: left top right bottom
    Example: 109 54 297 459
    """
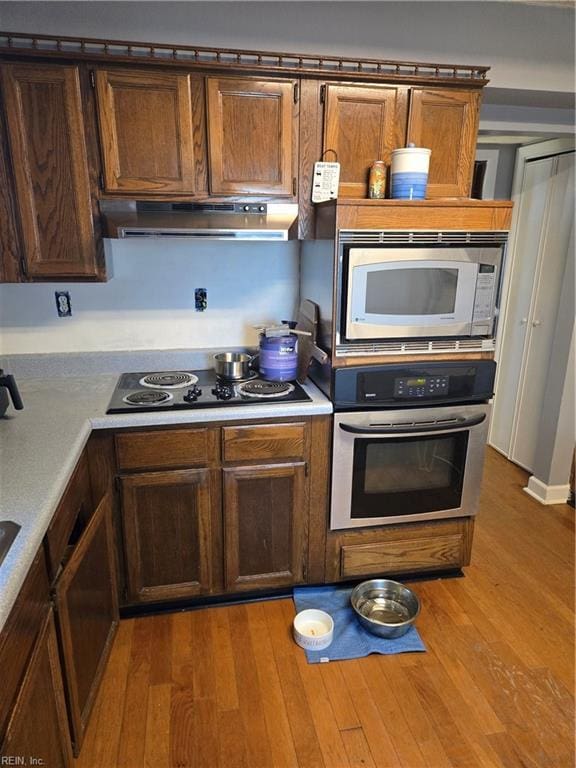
293 609 334 651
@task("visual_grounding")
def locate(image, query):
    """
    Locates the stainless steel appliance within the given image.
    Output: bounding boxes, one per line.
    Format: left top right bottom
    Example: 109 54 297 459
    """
106 370 311 414
102 201 298 241
339 232 506 346
329 360 495 530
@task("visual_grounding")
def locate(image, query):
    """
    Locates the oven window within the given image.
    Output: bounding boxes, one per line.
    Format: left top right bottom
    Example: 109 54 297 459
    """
351 432 468 518
365 268 458 316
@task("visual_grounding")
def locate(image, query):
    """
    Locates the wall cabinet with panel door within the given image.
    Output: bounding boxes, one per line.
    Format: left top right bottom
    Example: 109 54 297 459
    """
94 68 207 195
319 83 480 201
407 88 480 198
0 107 21 282
321 83 408 198
206 76 298 197
0 62 105 280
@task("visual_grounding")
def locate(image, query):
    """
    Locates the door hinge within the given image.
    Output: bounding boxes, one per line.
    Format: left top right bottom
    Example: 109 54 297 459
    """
89 70 96 89
19 257 27 278
302 560 308 582
320 84 326 104
293 82 300 103
292 177 297 197
99 172 105 190
114 475 121 492
304 462 309 477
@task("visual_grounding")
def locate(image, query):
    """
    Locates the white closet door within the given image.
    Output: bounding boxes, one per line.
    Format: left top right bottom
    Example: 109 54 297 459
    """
490 153 574 470
490 156 555 456
510 152 575 470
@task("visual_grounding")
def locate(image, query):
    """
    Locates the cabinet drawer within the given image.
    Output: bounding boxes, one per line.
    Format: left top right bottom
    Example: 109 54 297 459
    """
326 518 474 582
341 534 464 579
116 428 218 471
222 422 307 462
45 452 93 583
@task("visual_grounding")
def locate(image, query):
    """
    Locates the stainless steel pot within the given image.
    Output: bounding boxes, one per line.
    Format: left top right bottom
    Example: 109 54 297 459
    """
213 352 257 381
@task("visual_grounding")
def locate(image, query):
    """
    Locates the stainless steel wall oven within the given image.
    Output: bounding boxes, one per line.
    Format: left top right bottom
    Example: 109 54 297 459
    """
328 361 496 530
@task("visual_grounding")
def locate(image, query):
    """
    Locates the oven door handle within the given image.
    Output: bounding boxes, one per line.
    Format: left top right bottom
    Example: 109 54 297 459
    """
338 413 486 436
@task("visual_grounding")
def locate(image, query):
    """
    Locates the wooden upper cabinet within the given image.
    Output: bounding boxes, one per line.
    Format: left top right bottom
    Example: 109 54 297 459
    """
323 84 408 198
95 69 205 194
407 88 481 198
207 77 297 196
0 111 21 282
1 63 102 279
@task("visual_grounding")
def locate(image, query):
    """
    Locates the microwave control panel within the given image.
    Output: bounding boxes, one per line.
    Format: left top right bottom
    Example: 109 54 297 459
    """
393 375 449 398
472 264 496 324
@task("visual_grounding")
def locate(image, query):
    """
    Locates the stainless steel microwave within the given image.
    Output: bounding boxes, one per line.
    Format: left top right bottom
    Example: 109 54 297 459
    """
338 232 507 345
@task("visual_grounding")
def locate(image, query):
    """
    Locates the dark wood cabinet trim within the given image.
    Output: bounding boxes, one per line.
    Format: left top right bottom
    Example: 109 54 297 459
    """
0 31 490 87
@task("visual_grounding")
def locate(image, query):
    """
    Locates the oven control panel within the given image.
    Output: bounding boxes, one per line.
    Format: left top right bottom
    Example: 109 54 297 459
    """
393 375 449 398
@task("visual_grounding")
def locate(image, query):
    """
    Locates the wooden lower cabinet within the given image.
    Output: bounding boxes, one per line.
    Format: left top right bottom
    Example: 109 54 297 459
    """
120 468 219 603
52 490 119 755
223 462 307 591
325 517 474 582
1 610 73 768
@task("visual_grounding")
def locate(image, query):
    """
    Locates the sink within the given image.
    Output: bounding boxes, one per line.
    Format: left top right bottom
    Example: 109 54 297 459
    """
0 521 21 567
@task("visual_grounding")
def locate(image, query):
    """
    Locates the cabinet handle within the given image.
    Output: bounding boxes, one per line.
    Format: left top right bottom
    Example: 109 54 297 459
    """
531 320 542 327
520 317 528 325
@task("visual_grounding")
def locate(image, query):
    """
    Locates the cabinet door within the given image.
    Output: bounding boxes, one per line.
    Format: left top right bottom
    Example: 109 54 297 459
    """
207 77 297 196
95 69 204 194
120 468 216 603
1 63 102 279
323 83 408 198
54 491 118 755
0 109 21 282
407 88 480 198
1 611 73 767
223 463 307 592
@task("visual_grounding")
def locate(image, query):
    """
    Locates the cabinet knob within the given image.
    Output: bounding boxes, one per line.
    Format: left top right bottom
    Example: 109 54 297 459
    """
532 320 542 327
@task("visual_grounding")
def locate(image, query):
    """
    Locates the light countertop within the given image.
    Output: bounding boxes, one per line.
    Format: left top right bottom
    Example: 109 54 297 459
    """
0 373 332 633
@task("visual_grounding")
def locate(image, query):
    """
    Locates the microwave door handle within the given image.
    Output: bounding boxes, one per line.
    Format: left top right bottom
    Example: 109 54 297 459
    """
338 413 486 437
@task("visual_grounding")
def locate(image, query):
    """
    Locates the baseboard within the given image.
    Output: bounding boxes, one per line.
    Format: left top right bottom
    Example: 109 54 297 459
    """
524 476 571 505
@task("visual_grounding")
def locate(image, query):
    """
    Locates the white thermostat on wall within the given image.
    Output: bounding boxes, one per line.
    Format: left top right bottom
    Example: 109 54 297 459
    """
311 160 340 203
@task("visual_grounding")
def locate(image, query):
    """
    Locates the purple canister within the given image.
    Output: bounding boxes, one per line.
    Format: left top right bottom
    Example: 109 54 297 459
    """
258 333 298 381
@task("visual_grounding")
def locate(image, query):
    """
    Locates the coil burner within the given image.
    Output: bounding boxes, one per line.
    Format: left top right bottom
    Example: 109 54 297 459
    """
237 380 295 399
123 390 173 406
139 372 198 389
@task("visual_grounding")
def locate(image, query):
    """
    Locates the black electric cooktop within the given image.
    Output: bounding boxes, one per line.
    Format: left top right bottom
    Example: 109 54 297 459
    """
106 370 312 414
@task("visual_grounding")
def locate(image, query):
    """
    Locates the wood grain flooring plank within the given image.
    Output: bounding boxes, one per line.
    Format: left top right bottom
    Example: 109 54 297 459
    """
245 602 299 768
228 603 274 768
283 600 352 768
169 684 195 768
150 612 173 685
144 683 172 768
266 600 327 768
210 603 240 711
319 661 361 731
341 727 377 768
117 616 153 768
217 709 249 768
338 660 402 768
190 607 217 700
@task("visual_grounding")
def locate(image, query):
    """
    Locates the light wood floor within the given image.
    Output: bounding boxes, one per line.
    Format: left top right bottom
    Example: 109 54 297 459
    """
77 448 575 768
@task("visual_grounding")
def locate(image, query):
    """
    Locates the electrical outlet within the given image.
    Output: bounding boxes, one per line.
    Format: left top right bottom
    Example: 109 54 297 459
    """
195 288 207 312
55 291 72 317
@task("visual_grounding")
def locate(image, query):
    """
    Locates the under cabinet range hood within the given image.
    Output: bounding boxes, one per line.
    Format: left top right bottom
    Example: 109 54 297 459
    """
101 201 299 241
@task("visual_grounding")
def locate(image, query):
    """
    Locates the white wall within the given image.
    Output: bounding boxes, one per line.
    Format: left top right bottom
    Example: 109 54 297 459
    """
0 241 300 354
0 1 574 93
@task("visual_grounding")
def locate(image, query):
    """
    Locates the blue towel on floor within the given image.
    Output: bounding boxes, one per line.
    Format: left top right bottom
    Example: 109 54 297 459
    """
293 585 426 663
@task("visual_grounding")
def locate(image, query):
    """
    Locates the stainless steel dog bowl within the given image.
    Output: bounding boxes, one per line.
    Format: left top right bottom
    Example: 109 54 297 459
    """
350 579 420 638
